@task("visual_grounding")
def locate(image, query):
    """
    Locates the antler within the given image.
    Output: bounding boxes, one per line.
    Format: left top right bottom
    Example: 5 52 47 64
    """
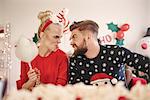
57 8 70 33
38 8 70 33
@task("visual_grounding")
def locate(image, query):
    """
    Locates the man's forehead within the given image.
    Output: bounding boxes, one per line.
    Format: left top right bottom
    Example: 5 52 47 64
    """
71 29 80 35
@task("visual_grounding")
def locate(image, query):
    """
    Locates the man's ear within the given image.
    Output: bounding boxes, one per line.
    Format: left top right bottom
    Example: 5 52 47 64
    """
85 31 92 40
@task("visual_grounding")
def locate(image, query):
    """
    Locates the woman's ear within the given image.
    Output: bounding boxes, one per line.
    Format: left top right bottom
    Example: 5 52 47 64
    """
39 32 44 38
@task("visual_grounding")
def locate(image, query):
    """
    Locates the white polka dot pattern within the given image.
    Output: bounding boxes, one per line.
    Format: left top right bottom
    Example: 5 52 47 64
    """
69 45 150 85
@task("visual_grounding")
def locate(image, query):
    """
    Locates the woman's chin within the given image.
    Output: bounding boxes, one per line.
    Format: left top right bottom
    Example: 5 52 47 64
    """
52 48 58 52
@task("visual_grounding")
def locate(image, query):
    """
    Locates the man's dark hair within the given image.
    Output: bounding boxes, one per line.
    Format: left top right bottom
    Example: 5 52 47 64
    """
69 20 99 36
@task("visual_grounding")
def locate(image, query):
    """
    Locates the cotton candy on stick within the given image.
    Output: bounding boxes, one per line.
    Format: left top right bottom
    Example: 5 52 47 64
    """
15 36 40 86
15 36 38 67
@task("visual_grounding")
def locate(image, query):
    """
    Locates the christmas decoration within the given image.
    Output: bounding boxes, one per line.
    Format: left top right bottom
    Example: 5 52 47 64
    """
38 8 70 34
116 39 124 46
120 24 130 31
0 23 11 100
136 27 150 58
107 22 130 46
57 8 70 33
107 22 119 32
32 33 39 44
134 27 150 82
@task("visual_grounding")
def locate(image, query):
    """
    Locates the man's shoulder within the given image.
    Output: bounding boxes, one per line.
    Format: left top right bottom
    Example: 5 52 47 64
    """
69 54 84 60
101 44 120 49
100 45 128 55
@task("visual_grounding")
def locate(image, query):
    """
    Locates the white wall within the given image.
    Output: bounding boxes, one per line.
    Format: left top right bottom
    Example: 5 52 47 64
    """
2 0 150 89
0 0 4 23
0 2 2 23
148 0 150 26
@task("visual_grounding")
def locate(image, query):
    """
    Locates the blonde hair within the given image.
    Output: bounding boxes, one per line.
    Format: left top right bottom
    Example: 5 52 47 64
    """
37 10 53 38
38 10 52 23
37 8 69 38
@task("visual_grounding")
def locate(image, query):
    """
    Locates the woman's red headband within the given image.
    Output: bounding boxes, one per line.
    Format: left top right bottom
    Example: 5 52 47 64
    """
41 19 53 32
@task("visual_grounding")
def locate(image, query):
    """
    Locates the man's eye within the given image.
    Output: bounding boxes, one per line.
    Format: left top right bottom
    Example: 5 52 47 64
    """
72 36 75 39
73 35 77 39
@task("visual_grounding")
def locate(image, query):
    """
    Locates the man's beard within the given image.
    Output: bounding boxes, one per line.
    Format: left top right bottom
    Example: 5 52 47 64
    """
73 39 88 56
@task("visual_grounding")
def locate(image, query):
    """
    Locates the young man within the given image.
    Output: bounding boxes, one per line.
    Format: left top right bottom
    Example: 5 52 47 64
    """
68 20 150 86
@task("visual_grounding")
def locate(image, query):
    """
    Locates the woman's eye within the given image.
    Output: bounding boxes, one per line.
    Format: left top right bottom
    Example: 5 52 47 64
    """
54 36 60 39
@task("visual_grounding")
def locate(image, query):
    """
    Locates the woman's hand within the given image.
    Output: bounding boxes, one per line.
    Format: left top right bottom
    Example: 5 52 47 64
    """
27 68 39 83
22 68 40 90
34 68 41 86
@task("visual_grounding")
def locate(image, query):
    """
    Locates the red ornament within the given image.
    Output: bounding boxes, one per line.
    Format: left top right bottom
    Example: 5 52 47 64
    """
120 24 130 31
116 31 124 40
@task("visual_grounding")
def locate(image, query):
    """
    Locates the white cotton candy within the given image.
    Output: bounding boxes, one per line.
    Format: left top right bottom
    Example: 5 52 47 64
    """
15 36 38 63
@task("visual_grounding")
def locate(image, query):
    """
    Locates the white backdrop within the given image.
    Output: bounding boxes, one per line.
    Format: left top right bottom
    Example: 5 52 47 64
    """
148 0 150 25
0 0 4 23
0 0 150 89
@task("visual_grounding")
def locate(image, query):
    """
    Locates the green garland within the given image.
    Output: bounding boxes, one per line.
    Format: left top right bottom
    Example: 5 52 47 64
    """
32 33 39 44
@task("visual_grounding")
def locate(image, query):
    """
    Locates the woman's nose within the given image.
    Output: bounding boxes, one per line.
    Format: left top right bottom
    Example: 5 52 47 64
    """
57 38 61 44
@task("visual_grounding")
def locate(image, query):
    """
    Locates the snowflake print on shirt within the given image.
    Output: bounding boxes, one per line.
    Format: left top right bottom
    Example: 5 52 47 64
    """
69 45 150 85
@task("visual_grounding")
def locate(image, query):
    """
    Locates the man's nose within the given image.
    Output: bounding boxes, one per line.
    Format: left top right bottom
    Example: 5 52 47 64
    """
70 40 74 46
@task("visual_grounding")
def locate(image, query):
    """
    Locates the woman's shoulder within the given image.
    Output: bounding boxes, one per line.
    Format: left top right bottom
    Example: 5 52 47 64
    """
56 49 68 56
55 49 69 61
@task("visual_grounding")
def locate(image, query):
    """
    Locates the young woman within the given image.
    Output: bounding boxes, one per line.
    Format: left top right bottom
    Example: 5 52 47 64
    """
17 10 68 90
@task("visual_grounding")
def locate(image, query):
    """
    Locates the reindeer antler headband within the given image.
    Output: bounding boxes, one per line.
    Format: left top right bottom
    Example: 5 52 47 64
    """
38 8 70 33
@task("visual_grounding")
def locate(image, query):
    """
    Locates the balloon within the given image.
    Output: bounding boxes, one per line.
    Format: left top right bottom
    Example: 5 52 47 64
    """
120 24 130 31
136 37 150 58
116 31 124 40
15 36 38 63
